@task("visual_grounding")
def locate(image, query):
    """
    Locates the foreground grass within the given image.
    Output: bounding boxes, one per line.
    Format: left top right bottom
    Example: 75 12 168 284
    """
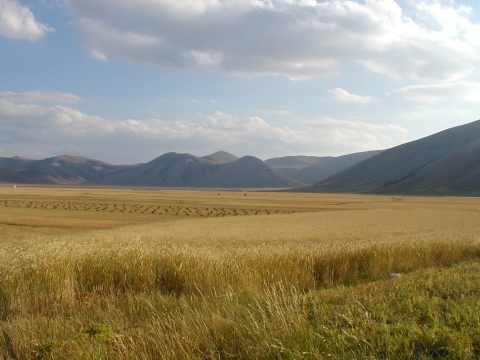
1 257 480 359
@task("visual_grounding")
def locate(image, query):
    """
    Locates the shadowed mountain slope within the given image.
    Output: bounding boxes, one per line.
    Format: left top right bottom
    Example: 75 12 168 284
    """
265 156 321 168
0 155 126 185
206 156 305 188
0 169 34 184
104 153 217 187
202 151 238 164
304 119 480 195
0 157 32 170
266 151 382 185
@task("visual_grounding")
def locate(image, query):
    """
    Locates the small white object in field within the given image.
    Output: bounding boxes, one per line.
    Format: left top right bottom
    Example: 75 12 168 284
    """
388 273 401 279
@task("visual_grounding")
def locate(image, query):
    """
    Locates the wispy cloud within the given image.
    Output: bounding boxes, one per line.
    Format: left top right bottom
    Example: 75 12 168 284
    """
391 82 480 103
0 90 82 104
329 88 377 104
0 0 53 41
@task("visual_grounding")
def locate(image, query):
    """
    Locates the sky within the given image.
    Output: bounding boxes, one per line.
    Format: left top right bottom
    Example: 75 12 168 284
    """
0 0 479 164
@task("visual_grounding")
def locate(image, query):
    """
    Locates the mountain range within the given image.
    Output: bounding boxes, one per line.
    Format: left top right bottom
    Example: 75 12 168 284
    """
102 152 305 188
0 150 381 188
2 119 480 193
306 119 480 195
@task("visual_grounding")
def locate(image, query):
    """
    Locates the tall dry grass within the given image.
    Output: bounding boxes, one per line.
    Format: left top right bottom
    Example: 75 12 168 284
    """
1 197 480 358
1 216 479 319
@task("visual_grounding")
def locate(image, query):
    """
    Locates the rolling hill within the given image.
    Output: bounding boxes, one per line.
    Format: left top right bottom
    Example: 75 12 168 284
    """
266 150 382 185
305 119 480 195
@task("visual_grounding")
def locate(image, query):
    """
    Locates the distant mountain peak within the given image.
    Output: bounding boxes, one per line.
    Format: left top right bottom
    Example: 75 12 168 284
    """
235 155 263 164
12 156 30 160
202 151 239 164
43 155 112 165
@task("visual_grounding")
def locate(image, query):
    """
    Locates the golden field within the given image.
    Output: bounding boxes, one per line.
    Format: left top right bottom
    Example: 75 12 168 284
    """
1 186 480 359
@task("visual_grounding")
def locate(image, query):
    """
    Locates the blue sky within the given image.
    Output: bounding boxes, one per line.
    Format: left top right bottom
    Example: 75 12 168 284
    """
0 0 479 164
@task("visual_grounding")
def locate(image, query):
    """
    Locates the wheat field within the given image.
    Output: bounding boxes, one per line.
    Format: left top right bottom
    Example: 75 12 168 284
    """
1 186 480 359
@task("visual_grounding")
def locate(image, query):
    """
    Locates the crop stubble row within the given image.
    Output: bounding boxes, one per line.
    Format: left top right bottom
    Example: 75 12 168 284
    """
0 199 296 217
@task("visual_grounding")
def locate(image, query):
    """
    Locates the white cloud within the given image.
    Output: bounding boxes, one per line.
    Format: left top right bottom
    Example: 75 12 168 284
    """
392 81 480 103
329 88 377 104
0 90 82 104
0 0 53 41
0 99 406 163
65 0 480 80
0 99 114 138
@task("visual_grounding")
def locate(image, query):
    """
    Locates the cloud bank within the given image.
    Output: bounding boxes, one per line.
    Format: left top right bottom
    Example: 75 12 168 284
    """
0 0 53 41
0 97 406 163
65 0 480 80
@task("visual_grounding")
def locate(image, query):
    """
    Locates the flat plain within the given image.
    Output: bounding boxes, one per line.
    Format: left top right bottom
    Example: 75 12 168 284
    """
1 186 480 359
